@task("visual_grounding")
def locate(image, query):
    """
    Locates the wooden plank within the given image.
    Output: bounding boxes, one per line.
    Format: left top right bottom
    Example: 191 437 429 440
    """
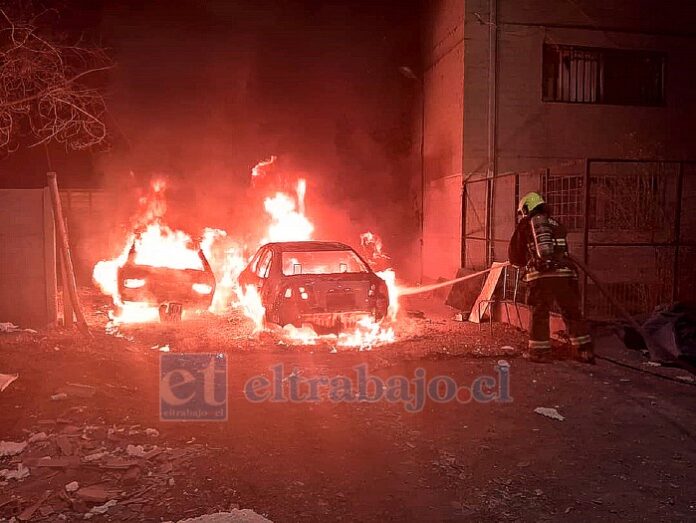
468 261 507 323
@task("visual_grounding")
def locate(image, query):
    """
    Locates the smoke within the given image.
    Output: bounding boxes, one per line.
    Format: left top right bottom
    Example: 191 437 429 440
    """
92 0 421 277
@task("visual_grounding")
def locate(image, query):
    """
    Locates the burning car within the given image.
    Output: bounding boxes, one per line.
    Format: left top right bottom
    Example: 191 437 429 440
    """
238 241 389 331
117 239 216 320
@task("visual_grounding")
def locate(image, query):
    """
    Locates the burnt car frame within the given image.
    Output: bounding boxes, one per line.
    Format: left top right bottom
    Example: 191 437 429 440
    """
117 243 216 314
238 241 389 331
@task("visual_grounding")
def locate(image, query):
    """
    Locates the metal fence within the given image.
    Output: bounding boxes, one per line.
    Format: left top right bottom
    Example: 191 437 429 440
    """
463 159 696 320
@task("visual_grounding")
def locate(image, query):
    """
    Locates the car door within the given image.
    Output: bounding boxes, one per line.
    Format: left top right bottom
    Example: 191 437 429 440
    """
255 249 273 289
239 247 265 288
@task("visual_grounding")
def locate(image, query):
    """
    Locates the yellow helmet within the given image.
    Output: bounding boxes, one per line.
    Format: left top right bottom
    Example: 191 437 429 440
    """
517 192 545 216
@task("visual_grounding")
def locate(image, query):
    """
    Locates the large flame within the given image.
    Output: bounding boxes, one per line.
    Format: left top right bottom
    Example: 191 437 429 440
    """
92 163 401 349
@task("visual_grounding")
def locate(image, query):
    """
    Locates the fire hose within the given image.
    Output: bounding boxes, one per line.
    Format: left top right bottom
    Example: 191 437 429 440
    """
397 263 510 297
399 255 694 374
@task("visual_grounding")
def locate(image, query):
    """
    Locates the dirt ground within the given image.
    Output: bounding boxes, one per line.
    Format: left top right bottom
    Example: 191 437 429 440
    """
1 290 695 522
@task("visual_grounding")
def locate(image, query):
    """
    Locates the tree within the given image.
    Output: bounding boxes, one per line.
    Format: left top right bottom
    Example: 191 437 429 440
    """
0 6 112 154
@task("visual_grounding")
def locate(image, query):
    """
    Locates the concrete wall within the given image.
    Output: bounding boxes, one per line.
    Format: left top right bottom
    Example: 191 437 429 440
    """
422 0 465 281
0 189 57 328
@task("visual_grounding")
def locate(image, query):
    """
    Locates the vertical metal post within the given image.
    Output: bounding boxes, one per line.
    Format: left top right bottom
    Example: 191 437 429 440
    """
672 162 684 302
461 181 467 268
485 0 498 266
581 159 591 316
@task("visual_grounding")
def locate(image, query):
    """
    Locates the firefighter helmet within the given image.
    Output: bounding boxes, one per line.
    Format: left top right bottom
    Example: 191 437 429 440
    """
517 192 545 217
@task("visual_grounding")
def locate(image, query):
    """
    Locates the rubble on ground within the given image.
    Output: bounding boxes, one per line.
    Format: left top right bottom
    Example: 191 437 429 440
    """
0 421 206 521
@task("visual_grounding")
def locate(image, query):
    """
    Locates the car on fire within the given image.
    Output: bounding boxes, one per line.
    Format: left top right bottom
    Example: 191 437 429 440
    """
117 241 216 317
238 241 389 331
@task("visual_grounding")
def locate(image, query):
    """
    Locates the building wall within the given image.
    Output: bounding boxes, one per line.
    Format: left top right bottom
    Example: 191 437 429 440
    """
421 0 696 312
421 0 465 281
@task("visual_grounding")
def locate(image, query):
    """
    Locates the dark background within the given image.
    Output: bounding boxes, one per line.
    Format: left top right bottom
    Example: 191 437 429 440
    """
1 0 422 268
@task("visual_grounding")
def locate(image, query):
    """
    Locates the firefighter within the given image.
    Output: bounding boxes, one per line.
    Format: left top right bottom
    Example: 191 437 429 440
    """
508 192 595 364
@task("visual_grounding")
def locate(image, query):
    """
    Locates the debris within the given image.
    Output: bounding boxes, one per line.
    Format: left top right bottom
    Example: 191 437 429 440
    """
101 458 140 470
85 499 117 517
453 313 464 322
176 509 273 523
57 383 96 398
676 375 695 383
76 484 117 503
25 456 81 468
65 481 80 493
55 435 73 456
17 490 52 522
83 451 109 462
0 373 18 392
51 393 68 401
144 428 160 438
28 432 48 444
0 440 27 457
0 463 30 481
122 465 142 485
534 407 565 421
0 322 20 333
126 444 146 457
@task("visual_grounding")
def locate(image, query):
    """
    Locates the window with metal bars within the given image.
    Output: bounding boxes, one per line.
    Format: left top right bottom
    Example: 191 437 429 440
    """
543 175 584 232
542 44 665 106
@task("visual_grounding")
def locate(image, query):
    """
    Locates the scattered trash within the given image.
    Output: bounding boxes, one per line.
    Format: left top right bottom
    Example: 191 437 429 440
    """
85 499 118 518
0 322 37 335
0 439 27 457
0 463 30 481
676 375 695 383
620 302 696 363
0 373 18 392
83 451 109 462
17 490 52 521
643 361 662 367
57 382 97 398
453 313 464 322
28 432 48 444
65 481 80 492
176 509 272 523
76 484 118 503
51 392 68 401
126 444 146 457
534 407 565 421
144 428 160 438
152 344 170 352
0 322 20 333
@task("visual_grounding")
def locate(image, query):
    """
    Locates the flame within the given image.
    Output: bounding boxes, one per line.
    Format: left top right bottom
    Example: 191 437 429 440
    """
235 285 266 332
262 180 314 243
376 268 399 321
132 222 203 270
92 161 401 350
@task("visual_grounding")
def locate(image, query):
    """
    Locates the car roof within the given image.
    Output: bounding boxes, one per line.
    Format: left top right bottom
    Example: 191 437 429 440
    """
264 241 354 252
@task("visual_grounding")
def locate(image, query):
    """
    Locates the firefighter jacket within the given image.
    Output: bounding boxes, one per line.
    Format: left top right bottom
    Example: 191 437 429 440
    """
508 210 577 282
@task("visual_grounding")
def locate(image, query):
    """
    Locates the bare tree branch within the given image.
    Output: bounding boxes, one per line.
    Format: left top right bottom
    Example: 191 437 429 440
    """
0 6 113 153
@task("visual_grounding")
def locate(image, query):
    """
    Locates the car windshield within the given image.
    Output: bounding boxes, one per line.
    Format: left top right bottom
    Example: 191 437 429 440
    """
281 249 369 276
